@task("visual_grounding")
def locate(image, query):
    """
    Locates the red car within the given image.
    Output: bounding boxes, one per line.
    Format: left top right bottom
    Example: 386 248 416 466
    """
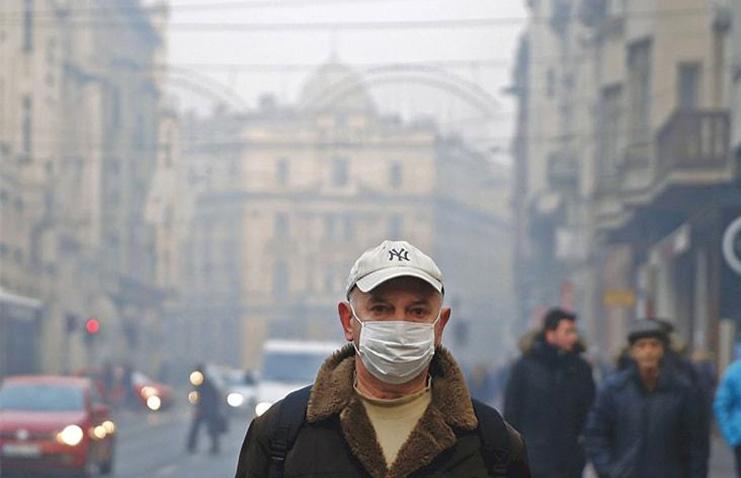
0 375 116 477
74 367 174 412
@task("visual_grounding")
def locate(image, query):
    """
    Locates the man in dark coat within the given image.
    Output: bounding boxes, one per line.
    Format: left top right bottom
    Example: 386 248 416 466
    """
504 308 595 478
235 240 530 477
584 319 708 478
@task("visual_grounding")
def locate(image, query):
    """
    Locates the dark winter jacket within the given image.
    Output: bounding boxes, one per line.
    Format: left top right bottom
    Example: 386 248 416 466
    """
584 365 708 478
194 377 222 419
235 345 530 478
503 335 595 478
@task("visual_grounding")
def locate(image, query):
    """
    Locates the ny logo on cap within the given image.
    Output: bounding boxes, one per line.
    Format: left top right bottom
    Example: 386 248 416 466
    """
388 248 410 261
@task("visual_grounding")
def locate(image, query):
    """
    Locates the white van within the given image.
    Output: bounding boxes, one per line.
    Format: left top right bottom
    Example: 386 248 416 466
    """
254 340 340 417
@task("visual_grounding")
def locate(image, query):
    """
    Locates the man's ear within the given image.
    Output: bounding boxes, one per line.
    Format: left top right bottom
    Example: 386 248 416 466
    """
435 307 452 346
338 302 354 342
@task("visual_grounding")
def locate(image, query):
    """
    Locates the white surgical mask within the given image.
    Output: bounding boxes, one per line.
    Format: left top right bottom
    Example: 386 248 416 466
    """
350 304 439 385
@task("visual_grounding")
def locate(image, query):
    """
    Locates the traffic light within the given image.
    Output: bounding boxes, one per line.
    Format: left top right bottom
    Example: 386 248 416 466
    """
84 317 101 345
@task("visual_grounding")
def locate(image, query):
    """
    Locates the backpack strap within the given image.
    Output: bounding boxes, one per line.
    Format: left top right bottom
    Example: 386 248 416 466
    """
471 399 513 477
267 385 312 478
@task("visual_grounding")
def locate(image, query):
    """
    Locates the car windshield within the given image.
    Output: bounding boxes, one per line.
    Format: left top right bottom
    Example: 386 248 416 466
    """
0 384 85 412
262 351 327 383
222 370 255 387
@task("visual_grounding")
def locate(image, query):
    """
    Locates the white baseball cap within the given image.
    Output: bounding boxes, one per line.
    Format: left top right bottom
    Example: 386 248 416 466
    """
345 240 443 299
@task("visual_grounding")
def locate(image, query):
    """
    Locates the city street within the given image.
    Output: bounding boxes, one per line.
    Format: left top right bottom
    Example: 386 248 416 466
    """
111 405 248 478
109 405 736 478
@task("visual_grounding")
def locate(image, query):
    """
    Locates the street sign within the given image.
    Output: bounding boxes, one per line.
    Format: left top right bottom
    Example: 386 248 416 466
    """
722 216 741 276
603 289 637 308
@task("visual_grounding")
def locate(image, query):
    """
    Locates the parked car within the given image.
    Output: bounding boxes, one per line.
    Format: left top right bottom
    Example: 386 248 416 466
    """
0 375 116 477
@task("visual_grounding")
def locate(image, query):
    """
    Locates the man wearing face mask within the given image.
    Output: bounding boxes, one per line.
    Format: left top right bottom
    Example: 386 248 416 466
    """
235 240 530 477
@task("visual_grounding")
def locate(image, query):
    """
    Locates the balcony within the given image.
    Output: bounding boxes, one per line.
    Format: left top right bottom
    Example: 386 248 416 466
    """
657 109 730 174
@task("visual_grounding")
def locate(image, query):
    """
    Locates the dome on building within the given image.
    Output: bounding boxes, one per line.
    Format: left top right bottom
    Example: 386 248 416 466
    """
299 60 376 113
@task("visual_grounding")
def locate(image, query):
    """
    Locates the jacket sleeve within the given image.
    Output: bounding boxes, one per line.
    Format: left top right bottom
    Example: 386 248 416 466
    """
577 361 597 437
504 360 525 431
583 385 616 478
714 365 741 447
234 412 272 478
682 386 709 478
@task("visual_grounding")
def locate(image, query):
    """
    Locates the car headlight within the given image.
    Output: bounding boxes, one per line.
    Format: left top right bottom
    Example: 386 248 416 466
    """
188 391 199 404
189 371 204 386
227 392 245 408
91 425 107 440
102 420 116 435
255 401 272 417
57 425 84 446
146 395 162 411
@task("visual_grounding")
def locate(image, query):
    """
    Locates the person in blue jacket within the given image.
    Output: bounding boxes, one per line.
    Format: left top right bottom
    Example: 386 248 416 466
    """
715 358 741 476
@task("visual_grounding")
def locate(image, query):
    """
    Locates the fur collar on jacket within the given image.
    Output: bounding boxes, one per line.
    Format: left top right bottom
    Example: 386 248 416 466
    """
306 344 478 478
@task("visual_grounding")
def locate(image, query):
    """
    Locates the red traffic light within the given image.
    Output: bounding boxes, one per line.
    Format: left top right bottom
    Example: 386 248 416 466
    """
85 318 101 335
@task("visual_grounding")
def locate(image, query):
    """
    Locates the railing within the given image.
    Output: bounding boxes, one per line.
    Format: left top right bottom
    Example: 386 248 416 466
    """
657 109 730 172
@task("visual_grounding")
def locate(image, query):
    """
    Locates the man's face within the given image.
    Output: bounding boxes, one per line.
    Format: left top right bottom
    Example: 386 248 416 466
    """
630 337 664 369
544 319 578 352
338 276 450 347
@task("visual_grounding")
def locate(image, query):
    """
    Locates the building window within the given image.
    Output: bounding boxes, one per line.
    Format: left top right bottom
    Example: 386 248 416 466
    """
599 85 623 176
23 0 33 53
332 158 348 186
21 95 32 160
273 260 288 295
276 158 289 186
389 162 402 189
627 39 652 145
678 63 700 110
274 213 288 237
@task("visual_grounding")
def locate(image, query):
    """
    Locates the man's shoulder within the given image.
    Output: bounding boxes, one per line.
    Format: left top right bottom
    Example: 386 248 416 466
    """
572 354 595 378
601 369 632 392
247 399 282 440
470 400 525 461
726 361 741 379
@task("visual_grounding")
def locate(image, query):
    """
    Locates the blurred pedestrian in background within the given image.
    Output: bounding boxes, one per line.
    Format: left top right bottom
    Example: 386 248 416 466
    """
187 364 225 455
504 308 595 478
715 356 741 477
585 319 708 478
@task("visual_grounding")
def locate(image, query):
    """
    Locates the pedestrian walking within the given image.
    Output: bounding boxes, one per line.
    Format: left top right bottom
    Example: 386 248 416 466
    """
714 357 741 477
235 239 530 477
187 364 225 455
585 319 708 478
504 308 595 478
